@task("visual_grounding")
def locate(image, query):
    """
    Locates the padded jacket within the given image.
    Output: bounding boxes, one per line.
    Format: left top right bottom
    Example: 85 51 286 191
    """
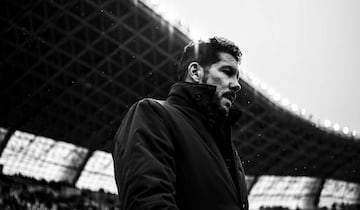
113 82 249 210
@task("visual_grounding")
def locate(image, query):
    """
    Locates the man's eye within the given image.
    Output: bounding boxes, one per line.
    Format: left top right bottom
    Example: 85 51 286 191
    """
223 69 233 76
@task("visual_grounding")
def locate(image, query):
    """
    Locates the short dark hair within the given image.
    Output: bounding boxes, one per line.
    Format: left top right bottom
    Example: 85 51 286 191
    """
177 36 242 81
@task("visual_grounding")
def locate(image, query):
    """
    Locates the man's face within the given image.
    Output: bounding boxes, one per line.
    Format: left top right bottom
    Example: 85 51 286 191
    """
200 52 241 115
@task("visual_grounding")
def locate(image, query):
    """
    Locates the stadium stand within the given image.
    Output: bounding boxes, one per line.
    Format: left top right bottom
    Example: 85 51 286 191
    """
0 0 359 209
0 173 119 209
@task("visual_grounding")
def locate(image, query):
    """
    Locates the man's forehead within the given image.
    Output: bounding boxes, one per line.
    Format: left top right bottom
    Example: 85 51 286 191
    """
218 52 239 67
218 52 237 62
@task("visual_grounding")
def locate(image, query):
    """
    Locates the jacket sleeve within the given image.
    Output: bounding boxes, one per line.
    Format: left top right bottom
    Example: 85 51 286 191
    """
112 99 178 210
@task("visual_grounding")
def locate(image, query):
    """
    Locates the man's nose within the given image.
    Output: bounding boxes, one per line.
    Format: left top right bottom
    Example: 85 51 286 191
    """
230 79 241 93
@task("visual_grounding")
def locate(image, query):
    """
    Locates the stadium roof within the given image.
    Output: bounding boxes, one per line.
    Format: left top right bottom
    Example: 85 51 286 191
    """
1 0 359 192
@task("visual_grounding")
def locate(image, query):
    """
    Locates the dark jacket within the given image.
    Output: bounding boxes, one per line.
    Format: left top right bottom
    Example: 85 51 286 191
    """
113 82 249 210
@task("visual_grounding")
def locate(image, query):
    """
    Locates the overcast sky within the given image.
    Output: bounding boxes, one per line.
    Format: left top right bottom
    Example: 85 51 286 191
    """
152 0 360 134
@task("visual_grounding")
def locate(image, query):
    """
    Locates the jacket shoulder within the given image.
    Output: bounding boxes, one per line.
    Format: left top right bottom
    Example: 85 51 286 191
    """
125 98 169 120
133 98 167 112
137 98 166 106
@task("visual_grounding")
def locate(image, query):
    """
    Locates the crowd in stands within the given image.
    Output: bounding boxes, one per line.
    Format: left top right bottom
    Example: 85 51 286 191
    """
0 173 359 210
0 173 119 209
317 203 360 210
259 204 360 210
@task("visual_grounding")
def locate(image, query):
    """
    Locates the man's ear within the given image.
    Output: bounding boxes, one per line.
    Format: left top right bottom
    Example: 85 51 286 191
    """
187 62 203 83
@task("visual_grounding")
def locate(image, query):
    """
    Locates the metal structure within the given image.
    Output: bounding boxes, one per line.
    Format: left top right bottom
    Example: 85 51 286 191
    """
1 0 359 191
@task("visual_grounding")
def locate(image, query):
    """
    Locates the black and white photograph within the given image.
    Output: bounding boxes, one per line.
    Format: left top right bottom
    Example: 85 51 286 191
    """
0 0 359 209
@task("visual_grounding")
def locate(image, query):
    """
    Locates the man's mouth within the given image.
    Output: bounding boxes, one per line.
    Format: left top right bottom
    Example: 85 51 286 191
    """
222 92 236 103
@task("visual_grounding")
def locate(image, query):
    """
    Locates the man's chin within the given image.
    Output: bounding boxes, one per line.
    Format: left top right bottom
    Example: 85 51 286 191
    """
219 101 231 115
221 107 230 115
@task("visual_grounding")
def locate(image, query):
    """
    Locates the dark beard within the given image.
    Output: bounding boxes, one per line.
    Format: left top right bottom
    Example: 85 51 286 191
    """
210 94 229 116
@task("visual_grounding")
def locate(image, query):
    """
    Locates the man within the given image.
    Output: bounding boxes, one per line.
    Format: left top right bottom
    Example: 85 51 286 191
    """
113 37 249 210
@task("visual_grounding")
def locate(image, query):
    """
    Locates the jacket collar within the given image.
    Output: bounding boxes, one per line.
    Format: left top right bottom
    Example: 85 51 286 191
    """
167 82 241 125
